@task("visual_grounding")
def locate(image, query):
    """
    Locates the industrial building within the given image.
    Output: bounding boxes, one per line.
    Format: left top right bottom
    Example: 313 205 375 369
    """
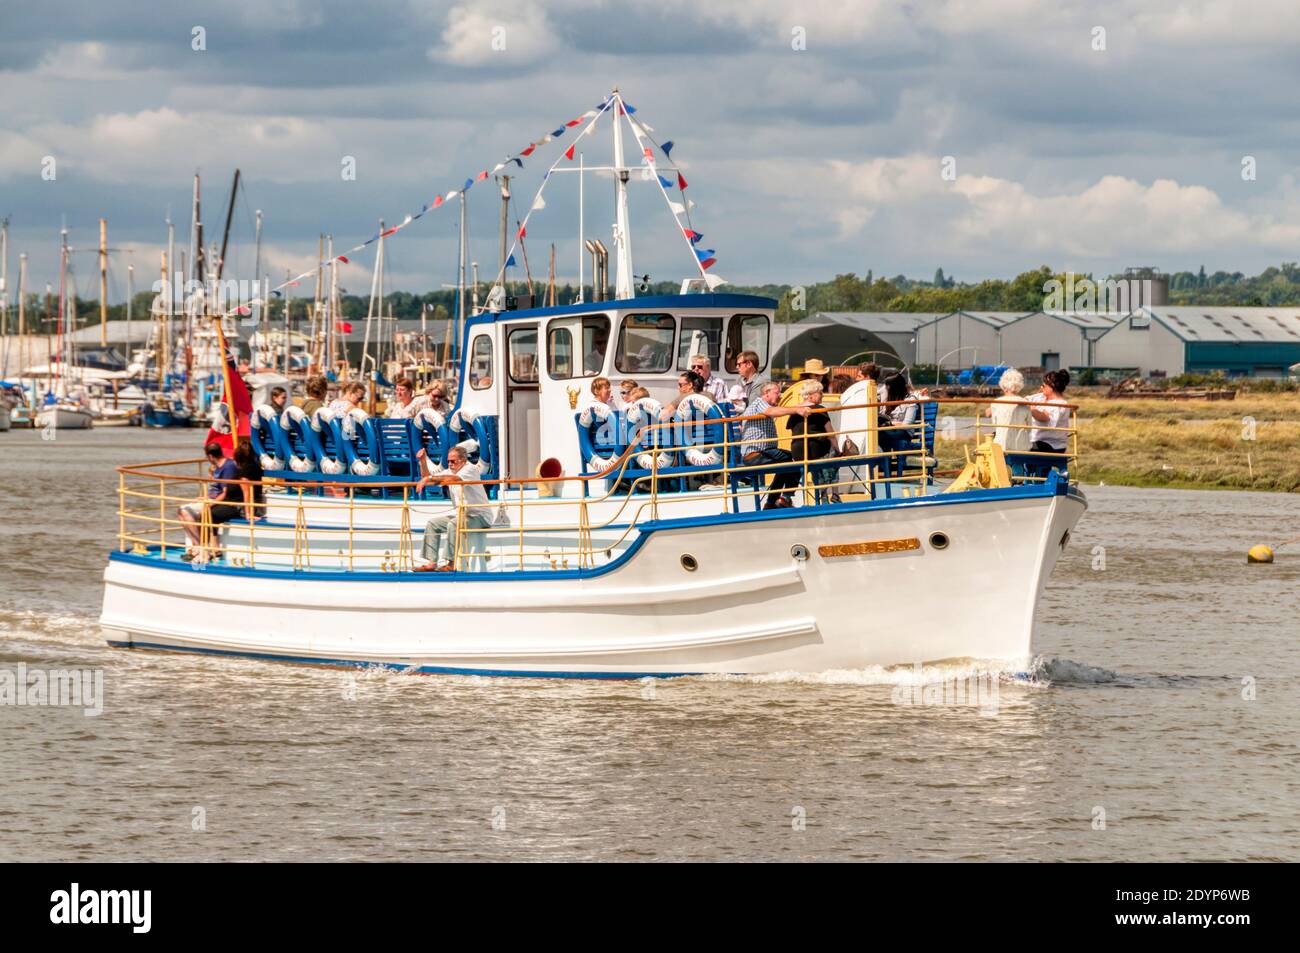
1093 306 1300 378
997 310 1120 371
913 311 1029 369
771 312 939 369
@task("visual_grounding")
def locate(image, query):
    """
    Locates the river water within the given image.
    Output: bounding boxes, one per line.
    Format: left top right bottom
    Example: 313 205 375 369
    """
1 428 1296 861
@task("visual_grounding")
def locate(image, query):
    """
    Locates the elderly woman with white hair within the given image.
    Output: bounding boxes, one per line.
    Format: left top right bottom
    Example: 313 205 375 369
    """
984 368 1031 451
787 378 840 499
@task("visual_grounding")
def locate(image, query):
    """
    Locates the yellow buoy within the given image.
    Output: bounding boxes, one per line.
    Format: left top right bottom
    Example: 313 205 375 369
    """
1247 544 1274 564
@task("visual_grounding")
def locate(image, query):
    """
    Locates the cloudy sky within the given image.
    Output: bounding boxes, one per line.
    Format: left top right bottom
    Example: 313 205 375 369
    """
4 0 1300 302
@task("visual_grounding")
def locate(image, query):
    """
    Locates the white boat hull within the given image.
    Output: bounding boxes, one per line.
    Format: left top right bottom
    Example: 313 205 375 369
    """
35 407 94 430
100 486 1086 677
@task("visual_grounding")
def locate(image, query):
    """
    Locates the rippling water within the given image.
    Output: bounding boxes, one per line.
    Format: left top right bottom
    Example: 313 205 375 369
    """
1 428 1297 861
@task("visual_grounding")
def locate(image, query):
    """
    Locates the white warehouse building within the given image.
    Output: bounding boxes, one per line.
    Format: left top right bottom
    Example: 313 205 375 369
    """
913 311 1027 369
997 310 1121 371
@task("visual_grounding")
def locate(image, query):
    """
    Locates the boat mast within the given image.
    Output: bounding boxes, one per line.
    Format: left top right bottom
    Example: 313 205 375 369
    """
253 208 264 363
577 151 585 304
497 174 510 302
126 262 133 361
17 253 26 385
610 89 633 301
98 218 108 347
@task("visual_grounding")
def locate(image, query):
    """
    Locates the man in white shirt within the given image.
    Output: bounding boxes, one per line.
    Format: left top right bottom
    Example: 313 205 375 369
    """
1027 369 1072 453
688 354 728 403
413 445 493 572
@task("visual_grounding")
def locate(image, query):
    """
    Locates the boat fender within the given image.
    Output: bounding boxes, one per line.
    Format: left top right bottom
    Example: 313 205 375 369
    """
675 394 722 466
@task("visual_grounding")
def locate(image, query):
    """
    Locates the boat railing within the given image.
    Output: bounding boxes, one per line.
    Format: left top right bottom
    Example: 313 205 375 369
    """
113 396 1078 574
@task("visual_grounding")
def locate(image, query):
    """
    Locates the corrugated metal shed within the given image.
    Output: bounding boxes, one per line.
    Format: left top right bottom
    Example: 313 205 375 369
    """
1146 307 1300 343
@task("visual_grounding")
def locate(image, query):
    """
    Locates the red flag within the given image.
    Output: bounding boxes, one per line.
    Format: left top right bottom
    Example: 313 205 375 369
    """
336 321 353 333
564 144 576 160
204 358 252 456
677 173 688 190
337 255 350 264
518 224 527 239
565 118 583 127
699 257 716 270
477 170 489 180
432 195 444 208
520 145 536 157
643 148 653 160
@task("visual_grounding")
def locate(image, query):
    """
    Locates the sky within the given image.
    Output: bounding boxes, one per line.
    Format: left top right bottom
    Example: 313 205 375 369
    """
4 0 1300 303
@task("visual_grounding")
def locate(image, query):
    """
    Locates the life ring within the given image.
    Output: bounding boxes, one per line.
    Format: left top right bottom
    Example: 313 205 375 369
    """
578 401 619 472
675 394 722 466
414 406 446 432
251 405 285 470
450 407 478 432
625 397 672 469
340 406 369 440
309 406 334 431
578 400 612 428
320 458 347 475
279 406 315 470
350 459 379 476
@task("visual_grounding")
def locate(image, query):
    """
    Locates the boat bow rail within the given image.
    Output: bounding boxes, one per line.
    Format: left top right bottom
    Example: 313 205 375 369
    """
112 396 1079 576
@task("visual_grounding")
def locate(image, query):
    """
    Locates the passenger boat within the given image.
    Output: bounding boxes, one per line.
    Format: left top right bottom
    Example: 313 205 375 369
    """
100 91 1086 678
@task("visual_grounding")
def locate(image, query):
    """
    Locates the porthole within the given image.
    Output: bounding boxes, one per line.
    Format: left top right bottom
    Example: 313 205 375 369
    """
680 554 698 572
929 532 950 551
790 544 809 561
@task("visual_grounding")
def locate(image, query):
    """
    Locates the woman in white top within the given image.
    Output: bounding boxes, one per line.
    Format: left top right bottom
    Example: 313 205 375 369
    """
985 368 1031 451
326 382 366 417
1027 369 1072 453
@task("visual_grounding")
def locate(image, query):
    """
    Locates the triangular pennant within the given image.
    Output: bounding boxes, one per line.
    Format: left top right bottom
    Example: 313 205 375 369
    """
510 157 523 169
566 118 583 127
517 224 527 239
532 194 546 211
699 257 717 270
477 170 489 180
520 144 536 157
492 162 505 173
337 255 350 264
505 253 516 268
668 200 686 215
658 174 674 189
433 195 444 208
564 144 576 160
661 140 674 156
551 127 565 137
694 248 716 261
677 173 688 190
463 178 474 191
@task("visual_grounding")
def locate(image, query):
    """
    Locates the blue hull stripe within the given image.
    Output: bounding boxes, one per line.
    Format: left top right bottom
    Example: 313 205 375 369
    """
106 639 695 680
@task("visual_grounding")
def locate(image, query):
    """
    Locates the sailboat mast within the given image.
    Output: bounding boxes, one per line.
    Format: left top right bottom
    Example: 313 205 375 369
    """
98 218 108 347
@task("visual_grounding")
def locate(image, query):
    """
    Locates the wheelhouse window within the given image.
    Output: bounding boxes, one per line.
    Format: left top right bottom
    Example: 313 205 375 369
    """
676 316 722 370
508 326 539 383
725 314 770 373
547 315 611 379
616 313 676 373
469 334 493 389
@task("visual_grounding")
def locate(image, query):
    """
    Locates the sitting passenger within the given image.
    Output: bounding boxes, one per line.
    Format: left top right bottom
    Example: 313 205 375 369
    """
787 379 840 499
1028 369 1072 456
327 382 366 417
618 379 638 408
386 377 426 419
412 445 493 572
269 386 289 415
878 373 917 453
590 375 615 409
661 370 711 421
985 368 1031 451
301 375 328 416
178 441 239 562
740 380 811 510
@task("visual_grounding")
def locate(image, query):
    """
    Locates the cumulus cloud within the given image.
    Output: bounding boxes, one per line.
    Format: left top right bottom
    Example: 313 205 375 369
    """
430 2 561 66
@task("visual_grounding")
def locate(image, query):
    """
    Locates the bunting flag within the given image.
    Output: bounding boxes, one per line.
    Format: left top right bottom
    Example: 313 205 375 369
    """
657 174 673 189
677 172 688 190
336 321 353 333
694 248 716 261
517 224 527 239
661 140 674 156
505 253 516 268
699 257 717 270
531 193 546 211
211 93 621 323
